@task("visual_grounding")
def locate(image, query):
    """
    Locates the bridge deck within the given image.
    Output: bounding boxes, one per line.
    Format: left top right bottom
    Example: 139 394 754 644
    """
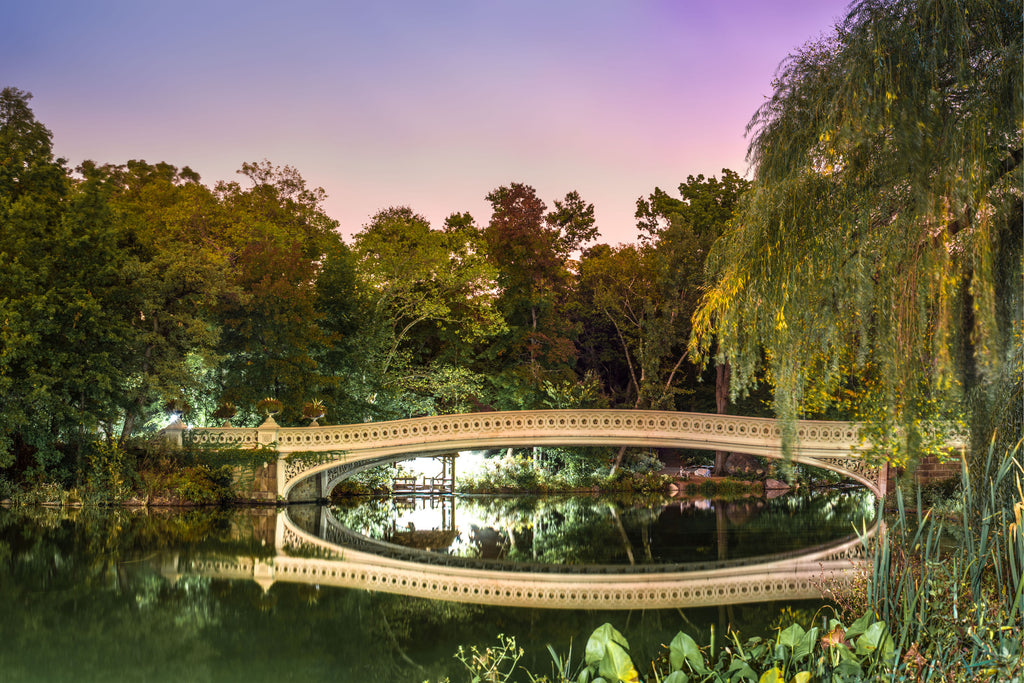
177 409 890 497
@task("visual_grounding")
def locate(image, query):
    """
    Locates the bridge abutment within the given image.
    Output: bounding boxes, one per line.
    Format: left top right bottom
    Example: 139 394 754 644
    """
285 466 324 502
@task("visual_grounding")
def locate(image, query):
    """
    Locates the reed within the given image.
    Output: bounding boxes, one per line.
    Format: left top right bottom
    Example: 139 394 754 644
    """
866 440 1023 680
444 443 1023 682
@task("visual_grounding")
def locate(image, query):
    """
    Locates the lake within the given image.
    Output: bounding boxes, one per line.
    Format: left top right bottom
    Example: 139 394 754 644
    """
0 487 875 682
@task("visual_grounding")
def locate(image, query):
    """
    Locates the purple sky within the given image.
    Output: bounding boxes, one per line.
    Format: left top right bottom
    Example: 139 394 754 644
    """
4 1 851 245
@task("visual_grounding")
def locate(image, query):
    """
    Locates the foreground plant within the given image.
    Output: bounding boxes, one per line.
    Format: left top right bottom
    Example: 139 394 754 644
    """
441 444 1023 682
860 443 1023 681
442 616 895 683
452 634 524 682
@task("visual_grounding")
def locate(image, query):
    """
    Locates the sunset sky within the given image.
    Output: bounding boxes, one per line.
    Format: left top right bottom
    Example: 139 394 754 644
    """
5 1 852 245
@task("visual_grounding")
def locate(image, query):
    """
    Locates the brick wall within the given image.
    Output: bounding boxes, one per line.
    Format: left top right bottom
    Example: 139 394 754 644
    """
886 452 962 490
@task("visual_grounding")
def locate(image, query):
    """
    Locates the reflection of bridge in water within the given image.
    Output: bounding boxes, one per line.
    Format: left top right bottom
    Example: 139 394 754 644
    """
175 409 906 498
167 507 877 610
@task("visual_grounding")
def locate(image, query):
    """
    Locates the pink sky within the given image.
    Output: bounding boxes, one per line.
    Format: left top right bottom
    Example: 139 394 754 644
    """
4 1 851 245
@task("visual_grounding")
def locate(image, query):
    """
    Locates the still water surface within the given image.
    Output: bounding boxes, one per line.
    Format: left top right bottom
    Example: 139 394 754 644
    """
327 489 875 568
0 488 874 682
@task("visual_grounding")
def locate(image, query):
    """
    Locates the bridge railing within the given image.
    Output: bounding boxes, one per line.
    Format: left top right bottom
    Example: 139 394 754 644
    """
181 409 864 457
170 409 894 497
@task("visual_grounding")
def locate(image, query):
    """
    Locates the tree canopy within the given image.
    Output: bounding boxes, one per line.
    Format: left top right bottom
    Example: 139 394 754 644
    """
482 183 596 405
692 0 1022 465
349 206 504 416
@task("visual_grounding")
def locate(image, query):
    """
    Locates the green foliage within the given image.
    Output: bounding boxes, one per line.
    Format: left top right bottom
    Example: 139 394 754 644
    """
574 171 748 413
329 464 394 498
281 450 337 471
82 439 137 503
453 634 524 683
457 448 669 494
538 371 608 410
167 465 234 505
967 339 1022 508
350 206 504 415
450 615 898 682
435 449 1022 681
584 623 640 683
683 478 761 498
482 183 593 402
52 437 275 505
213 161 347 424
65 159 233 442
1 86 375 467
460 453 545 492
0 473 15 500
391 363 490 417
329 492 399 538
0 88 133 470
692 0 1023 466
859 442 1024 680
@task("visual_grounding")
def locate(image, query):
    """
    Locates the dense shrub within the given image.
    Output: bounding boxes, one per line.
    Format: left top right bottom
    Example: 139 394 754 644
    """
168 465 234 505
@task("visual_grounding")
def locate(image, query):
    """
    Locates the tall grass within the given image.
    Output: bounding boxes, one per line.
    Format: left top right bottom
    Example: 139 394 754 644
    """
867 441 1023 680
440 445 1024 682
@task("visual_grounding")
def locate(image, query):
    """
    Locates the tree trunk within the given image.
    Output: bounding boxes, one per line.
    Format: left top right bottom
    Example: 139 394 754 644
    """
609 444 628 476
608 504 635 565
713 362 730 475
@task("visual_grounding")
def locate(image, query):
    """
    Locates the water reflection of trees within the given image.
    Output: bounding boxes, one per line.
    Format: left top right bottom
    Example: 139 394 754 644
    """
0 507 479 681
0 507 844 681
331 489 875 566
463 496 664 565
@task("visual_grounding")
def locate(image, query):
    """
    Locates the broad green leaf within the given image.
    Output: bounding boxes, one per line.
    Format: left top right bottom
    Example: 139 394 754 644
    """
597 641 639 683
727 658 758 682
669 631 707 673
855 622 890 657
585 623 630 666
836 644 859 663
794 627 818 662
844 613 873 640
854 622 894 663
777 623 806 651
834 660 864 680
662 671 689 683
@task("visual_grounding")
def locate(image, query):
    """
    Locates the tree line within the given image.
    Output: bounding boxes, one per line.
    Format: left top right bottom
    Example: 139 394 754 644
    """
0 86 747 482
2 0 1020 490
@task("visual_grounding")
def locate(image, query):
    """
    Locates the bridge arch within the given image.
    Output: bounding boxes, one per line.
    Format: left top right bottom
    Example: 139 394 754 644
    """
183 409 891 498
168 507 878 610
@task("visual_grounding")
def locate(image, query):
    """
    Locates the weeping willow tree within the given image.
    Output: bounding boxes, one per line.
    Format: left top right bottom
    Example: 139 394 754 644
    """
692 0 1022 472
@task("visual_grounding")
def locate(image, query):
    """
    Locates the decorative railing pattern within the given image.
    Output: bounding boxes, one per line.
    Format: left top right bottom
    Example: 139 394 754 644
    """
185 553 862 609
188 426 261 447
187 410 861 453
179 409 892 497
172 510 875 610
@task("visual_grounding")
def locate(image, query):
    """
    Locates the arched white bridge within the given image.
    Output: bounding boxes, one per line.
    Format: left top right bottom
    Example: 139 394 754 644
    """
159 507 879 610
177 409 894 498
